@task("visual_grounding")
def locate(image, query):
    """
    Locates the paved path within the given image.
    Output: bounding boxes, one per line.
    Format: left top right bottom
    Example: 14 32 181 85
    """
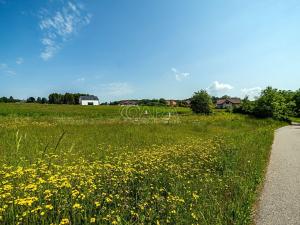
255 124 300 225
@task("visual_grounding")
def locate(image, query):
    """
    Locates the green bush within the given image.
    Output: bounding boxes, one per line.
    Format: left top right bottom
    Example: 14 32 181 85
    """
293 89 300 116
234 87 296 122
190 90 213 114
253 87 291 120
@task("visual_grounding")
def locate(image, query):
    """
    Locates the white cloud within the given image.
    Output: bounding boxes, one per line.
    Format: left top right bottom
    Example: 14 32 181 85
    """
16 57 24 65
100 82 134 97
0 63 7 69
0 63 16 76
5 70 16 76
39 1 92 60
207 81 234 94
171 68 190 81
241 87 262 100
75 77 85 82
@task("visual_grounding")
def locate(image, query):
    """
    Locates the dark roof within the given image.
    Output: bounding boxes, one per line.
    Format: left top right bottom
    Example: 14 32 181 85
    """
119 100 138 105
79 95 99 101
216 98 241 105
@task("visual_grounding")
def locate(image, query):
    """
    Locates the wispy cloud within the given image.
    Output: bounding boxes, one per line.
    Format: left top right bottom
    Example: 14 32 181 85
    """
241 87 262 100
0 63 7 69
39 1 92 60
75 77 85 82
207 81 234 95
5 70 16 76
171 68 190 81
0 63 16 76
16 57 24 65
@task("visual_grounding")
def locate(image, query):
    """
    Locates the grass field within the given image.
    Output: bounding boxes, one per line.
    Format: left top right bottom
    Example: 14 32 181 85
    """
0 104 285 224
290 116 300 123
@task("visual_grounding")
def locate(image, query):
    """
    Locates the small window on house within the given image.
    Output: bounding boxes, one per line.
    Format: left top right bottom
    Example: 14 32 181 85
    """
88 102 94 105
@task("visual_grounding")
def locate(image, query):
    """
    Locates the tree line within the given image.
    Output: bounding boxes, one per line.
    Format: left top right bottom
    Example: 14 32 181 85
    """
2 87 300 122
0 96 21 103
48 93 90 104
190 87 300 121
234 87 300 121
0 93 89 105
0 94 190 106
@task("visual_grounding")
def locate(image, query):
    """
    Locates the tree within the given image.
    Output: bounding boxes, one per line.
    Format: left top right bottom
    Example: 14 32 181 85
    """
26 97 36 103
48 93 89 105
190 90 213 114
41 97 48 104
211 96 220 104
64 93 75 105
36 97 42 104
253 87 290 120
48 93 63 104
293 89 300 116
221 95 230 99
0 97 8 103
8 96 14 102
233 96 255 114
159 98 167 106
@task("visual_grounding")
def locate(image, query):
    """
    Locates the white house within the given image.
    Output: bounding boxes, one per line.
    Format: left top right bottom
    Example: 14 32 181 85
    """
79 95 100 106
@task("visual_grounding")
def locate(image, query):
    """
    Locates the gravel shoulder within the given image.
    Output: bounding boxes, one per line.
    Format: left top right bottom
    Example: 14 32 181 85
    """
255 124 300 225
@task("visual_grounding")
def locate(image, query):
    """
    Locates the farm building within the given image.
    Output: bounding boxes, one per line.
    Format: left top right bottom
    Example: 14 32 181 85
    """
79 95 99 106
216 98 241 109
119 100 139 106
166 100 177 107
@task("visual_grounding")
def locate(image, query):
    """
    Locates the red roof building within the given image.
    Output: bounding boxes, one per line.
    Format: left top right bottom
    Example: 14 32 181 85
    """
216 98 241 109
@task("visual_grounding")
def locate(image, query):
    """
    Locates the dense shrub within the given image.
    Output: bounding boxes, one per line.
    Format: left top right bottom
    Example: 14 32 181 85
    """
233 97 255 115
48 93 89 105
253 87 292 120
234 87 295 122
190 90 213 114
293 89 300 116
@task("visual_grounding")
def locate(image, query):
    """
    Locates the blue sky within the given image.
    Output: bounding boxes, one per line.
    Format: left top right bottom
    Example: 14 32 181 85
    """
0 0 300 101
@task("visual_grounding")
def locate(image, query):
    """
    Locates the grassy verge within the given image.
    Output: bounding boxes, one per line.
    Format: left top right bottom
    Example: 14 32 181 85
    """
290 116 300 123
0 104 285 224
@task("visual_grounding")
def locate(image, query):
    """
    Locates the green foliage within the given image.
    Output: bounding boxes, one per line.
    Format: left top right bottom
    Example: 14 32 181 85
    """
233 97 255 114
159 98 167 105
63 93 75 105
41 97 48 104
48 93 88 105
190 90 213 114
0 96 21 103
48 93 63 104
253 87 292 121
26 97 36 103
139 99 168 106
293 89 300 116
234 87 298 122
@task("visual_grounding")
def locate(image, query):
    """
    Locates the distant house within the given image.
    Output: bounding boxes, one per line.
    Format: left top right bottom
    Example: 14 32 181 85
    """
79 95 99 106
216 98 241 109
119 100 138 106
166 100 177 107
184 99 191 107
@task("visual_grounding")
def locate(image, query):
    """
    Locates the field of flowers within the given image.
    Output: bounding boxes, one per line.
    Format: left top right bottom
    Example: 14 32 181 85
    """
0 104 285 224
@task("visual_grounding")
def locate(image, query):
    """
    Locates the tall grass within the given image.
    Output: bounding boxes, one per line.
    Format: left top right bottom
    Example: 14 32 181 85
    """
0 104 285 224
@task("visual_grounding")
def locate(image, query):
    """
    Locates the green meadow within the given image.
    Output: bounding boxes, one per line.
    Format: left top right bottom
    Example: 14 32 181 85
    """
0 103 285 224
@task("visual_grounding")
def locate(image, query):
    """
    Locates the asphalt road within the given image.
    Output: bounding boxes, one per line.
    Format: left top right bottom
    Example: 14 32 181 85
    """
255 124 300 225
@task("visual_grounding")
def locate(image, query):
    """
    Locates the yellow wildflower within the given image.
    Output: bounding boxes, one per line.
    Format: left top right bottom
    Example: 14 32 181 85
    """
72 203 82 210
59 218 70 225
45 204 54 210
